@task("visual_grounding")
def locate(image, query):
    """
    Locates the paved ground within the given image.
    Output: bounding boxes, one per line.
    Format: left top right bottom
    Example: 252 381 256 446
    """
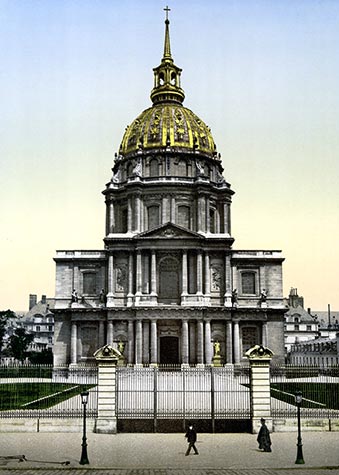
0 431 339 474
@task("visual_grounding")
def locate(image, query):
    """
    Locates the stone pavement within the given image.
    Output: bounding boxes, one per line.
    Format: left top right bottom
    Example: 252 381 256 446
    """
0 431 339 474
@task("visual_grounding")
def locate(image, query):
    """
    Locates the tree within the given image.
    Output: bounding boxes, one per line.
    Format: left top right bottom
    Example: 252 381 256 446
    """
29 348 53 364
7 328 34 363
0 309 16 357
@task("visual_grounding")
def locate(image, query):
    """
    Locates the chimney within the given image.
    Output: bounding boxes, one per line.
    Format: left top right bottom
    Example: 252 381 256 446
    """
307 308 311 314
41 295 46 304
29 294 37 310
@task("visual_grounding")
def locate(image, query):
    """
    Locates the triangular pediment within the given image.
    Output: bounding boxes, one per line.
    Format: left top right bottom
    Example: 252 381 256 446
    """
137 222 203 239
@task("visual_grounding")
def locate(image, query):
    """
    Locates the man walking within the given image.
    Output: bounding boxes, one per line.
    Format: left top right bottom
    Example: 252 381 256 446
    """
185 424 199 456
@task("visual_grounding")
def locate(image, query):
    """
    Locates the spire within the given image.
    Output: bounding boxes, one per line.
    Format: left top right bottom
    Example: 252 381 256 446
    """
150 8 185 105
163 6 172 60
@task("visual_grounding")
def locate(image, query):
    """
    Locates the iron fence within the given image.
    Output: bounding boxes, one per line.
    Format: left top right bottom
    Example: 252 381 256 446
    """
0 364 98 419
116 365 251 425
270 364 339 419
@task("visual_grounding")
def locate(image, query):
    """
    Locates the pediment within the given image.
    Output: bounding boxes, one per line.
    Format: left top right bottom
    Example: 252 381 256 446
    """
138 222 203 239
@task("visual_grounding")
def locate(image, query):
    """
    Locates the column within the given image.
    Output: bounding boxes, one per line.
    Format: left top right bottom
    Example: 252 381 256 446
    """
226 321 233 364
196 321 204 365
223 203 229 234
143 321 150 364
136 250 142 297
135 320 143 365
262 322 268 347
107 321 113 346
107 254 114 307
127 197 132 232
162 196 167 224
143 254 149 293
150 320 158 365
150 251 157 295
181 251 188 295
109 201 115 234
99 320 105 348
171 196 176 223
71 322 77 364
197 196 204 232
197 251 203 295
127 321 134 364
140 198 144 232
233 321 240 363
204 252 210 297
204 320 212 365
135 195 141 232
189 322 196 364
216 208 220 233
182 320 189 365
224 253 232 307
206 197 210 232
127 252 134 306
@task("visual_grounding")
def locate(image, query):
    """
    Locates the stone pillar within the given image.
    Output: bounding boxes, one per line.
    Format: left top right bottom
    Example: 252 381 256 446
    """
127 252 134 306
150 252 157 295
181 251 188 296
135 250 142 305
107 321 113 346
206 197 210 232
226 321 233 364
171 195 176 223
262 322 268 347
140 197 144 232
197 196 205 232
162 196 167 224
204 252 210 304
233 321 240 363
106 254 115 307
71 322 77 364
189 321 196 364
135 195 141 232
224 253 232 307
143 321 150 364
204 320 212 365
127 197 132 232
245 345 274 434
99 321 105 348
216 208 220 233
223 202 229 234
127 320 134 364
135 320 143 366
196 321 204 365
150 320 158 365
182 320 189 365
197 251 203 295
94 345 121 434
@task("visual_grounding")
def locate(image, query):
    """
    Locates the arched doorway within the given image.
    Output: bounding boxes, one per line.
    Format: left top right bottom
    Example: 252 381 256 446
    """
160 336 179 364
158 256 180 304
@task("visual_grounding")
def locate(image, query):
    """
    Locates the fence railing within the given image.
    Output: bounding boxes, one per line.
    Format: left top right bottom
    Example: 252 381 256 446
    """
0 364 98 419
270 364 339 419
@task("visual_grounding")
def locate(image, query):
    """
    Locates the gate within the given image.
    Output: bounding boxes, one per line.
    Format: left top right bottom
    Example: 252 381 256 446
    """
116 365 251 432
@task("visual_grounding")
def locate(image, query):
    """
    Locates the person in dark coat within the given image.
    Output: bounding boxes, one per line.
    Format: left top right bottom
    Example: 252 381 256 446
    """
257 418 272 452
185 424 199 455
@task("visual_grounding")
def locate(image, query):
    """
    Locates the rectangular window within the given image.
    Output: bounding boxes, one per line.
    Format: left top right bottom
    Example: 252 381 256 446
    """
83 273 96 294
307 325 312 331
294 324 299 331
241 272 256 294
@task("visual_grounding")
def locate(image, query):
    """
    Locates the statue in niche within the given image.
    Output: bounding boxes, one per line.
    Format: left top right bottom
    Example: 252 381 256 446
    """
211 266 221 291
196 160 204 176
71 289 78 303
213 341 221 356
99 288 107 304
260 289 267 303
115 265 127 292
111 167 121 183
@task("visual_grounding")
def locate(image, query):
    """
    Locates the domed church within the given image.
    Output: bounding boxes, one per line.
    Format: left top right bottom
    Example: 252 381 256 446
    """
53 13 286 367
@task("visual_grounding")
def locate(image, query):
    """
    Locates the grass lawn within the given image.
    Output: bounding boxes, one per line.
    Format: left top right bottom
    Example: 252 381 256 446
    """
271 382 339 409
0 383 92 410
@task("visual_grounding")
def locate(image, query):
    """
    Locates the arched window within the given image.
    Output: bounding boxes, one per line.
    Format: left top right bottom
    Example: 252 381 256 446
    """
127 162 133 177
150 158 159 177
178 160 187 176
121 208 128 233
148 205 160 230
241 272 256 294
209 209 215 233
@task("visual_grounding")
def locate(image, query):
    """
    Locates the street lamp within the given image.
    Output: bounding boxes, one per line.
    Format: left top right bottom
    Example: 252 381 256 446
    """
295 391 305 464
79 389 89 465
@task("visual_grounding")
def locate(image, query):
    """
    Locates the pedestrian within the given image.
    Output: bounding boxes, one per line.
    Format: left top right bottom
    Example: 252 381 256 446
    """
185 424 199 456
257 418 272 452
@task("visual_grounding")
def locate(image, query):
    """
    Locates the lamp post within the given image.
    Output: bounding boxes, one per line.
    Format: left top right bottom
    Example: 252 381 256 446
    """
295 391 305 464
79 389 89 465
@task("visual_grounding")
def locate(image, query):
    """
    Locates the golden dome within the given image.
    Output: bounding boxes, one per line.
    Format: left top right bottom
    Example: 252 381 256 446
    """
119 15 217 159
119 103 216 157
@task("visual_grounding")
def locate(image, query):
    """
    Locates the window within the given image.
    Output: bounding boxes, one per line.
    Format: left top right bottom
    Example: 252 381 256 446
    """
307 325 312 331
35 326 40 332
121 208 128 232
242 326 258 354
48 326 53 332
178 160 187 176
241 272 256 294
83 272 96 294
177 205 190 229
209 209 215 233
148 206 160 229
150 158 159 177
294 324 299 331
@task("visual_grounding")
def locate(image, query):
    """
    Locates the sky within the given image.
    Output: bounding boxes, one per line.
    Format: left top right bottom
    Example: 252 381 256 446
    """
1 0 339 313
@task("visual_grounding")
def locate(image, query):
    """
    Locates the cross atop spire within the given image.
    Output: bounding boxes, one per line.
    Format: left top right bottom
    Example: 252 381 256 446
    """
164 5 171 22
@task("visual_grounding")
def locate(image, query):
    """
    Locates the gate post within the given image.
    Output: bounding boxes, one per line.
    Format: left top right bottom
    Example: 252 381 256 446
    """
245 345 274 434
93 344 122 434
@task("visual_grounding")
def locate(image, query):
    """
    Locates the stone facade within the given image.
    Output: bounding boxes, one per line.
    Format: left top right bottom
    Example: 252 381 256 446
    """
52 16 286 368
